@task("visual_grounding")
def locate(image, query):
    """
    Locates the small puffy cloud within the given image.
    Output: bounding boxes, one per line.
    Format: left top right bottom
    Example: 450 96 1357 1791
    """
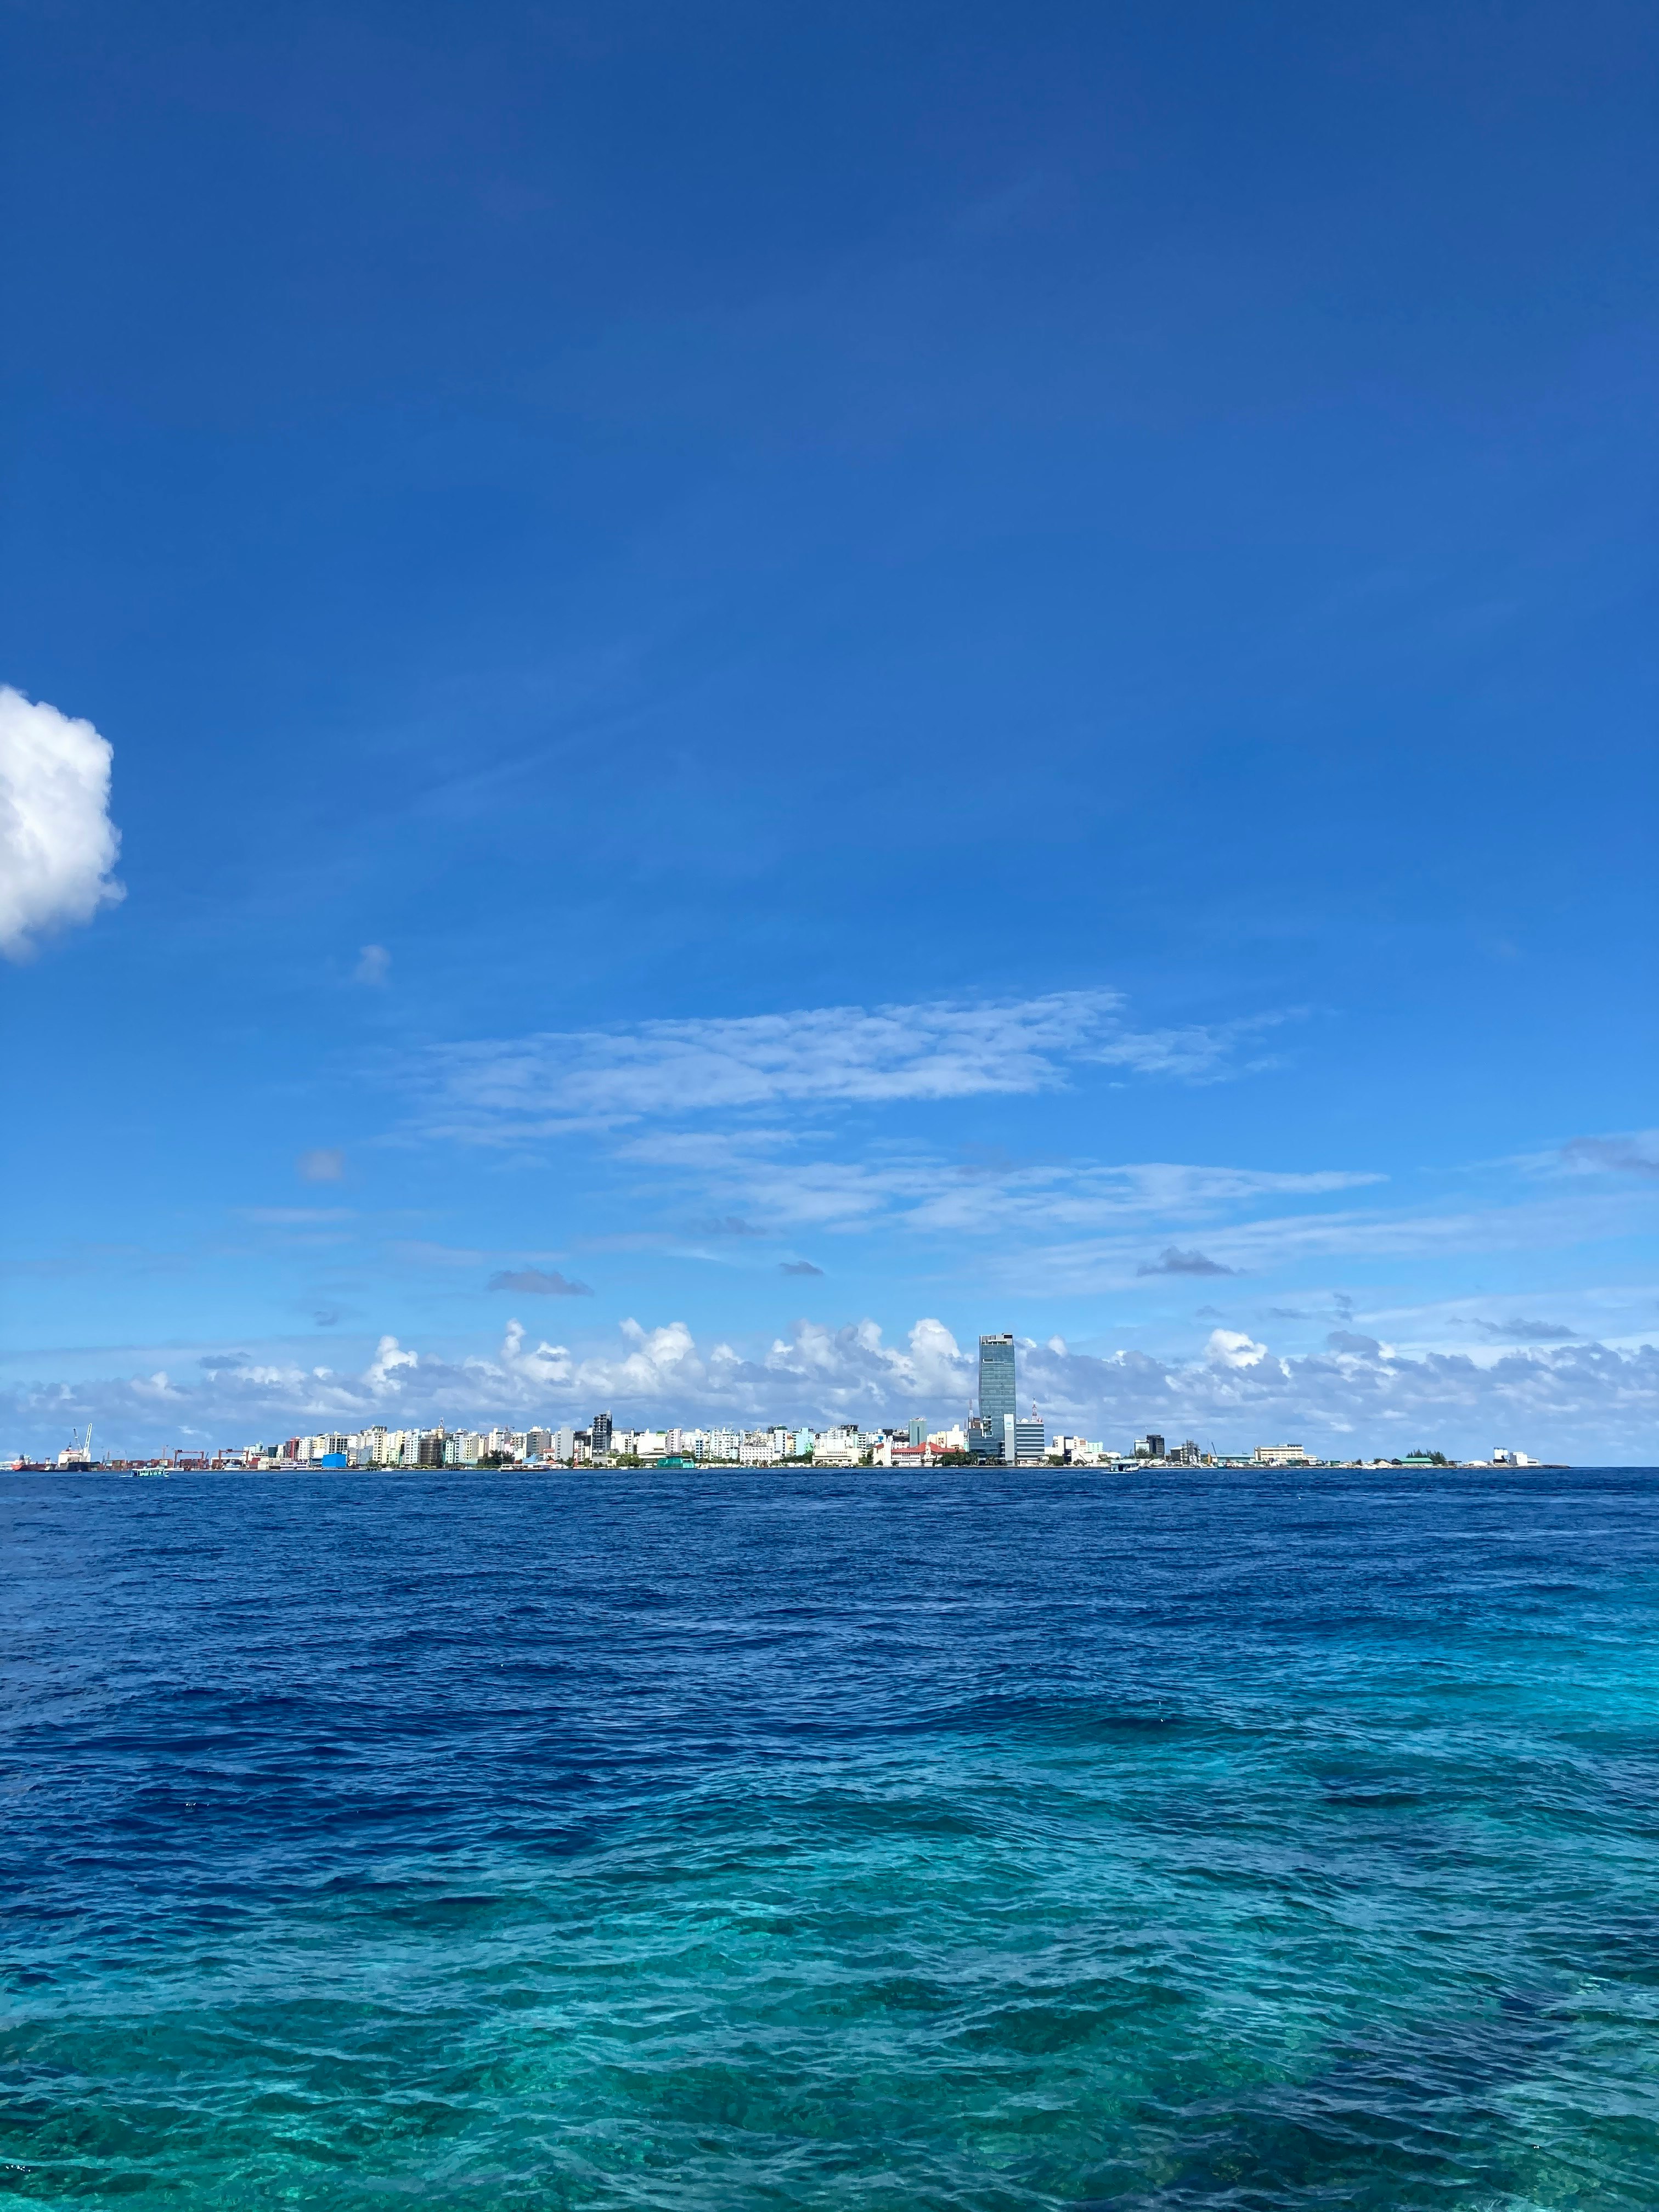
1561 1132 1659 1179
365 1334 418 1390
354 944 391 986
1207 1328 1271 1369
0 686 123 960
697 1215 766 1238
498 1320 574 1389
1139 1246 1238 1277
599 1317 712 1396
781 1259 823 1276
1474 1317 1577 1344
1327 1330 1384 1357
297 1148 345 1183
487 1267 592 1297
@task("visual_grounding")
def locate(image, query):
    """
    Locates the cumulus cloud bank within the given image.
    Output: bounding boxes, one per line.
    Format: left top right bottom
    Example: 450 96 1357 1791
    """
8 1314 1658 1462
0 686 123 959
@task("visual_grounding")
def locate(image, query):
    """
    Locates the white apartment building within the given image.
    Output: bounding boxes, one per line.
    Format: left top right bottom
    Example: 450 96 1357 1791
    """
1049 1435 1107 1465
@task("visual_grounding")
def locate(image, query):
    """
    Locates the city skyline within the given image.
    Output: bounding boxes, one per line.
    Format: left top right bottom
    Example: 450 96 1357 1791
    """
7 1322 1560 1472
19 1412 1544 1474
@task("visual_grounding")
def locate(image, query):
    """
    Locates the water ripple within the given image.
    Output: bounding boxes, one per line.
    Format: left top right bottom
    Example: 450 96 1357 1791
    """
1 1468 1657 2207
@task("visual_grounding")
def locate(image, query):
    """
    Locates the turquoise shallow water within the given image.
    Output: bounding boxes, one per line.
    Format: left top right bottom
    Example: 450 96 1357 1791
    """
3 1469 1659 2208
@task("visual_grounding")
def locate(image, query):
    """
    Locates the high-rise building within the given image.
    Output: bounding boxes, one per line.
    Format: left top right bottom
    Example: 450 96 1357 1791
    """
1004 1415 1046 1465
1133 1434 1166 1460
979 1334 1017 1438
908 1415 926 1447
591 1411 613 1457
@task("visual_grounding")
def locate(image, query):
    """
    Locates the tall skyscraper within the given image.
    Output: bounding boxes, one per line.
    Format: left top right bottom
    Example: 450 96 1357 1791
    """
978 1334 1016 1438
591 1410 613 1457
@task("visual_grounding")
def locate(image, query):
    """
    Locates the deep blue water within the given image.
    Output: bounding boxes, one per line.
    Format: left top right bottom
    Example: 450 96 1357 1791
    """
3 1467 1659 2208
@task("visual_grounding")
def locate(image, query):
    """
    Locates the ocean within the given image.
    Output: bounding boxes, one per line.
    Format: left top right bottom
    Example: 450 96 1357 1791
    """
2 1466 1657 2209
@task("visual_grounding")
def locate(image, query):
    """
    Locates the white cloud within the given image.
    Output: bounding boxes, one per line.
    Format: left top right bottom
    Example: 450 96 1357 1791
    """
364 1334 419 1391
1206 1328 1272 1370
1559 1131 1659 1180
0 686 123 960
496 1319 573 1390
354 944 391 986
616 1133 1383 1240
297 1148 346 1183
1013 1334 1659 1462
487 1267 592 1296
1000 1188 1658 1295
414 991 1284 1141
762 1315 972 1412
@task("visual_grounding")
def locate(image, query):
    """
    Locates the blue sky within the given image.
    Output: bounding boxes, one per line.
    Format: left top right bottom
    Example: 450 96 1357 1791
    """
3 0 1656 1459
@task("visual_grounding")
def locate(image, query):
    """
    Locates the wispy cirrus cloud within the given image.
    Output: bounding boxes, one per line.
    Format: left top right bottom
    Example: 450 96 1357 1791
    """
617 1135 1382 1238
1003 1188 1658 1295
411 990 1289 1143
244 1207 356 1226
1560 1131 1659 1179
